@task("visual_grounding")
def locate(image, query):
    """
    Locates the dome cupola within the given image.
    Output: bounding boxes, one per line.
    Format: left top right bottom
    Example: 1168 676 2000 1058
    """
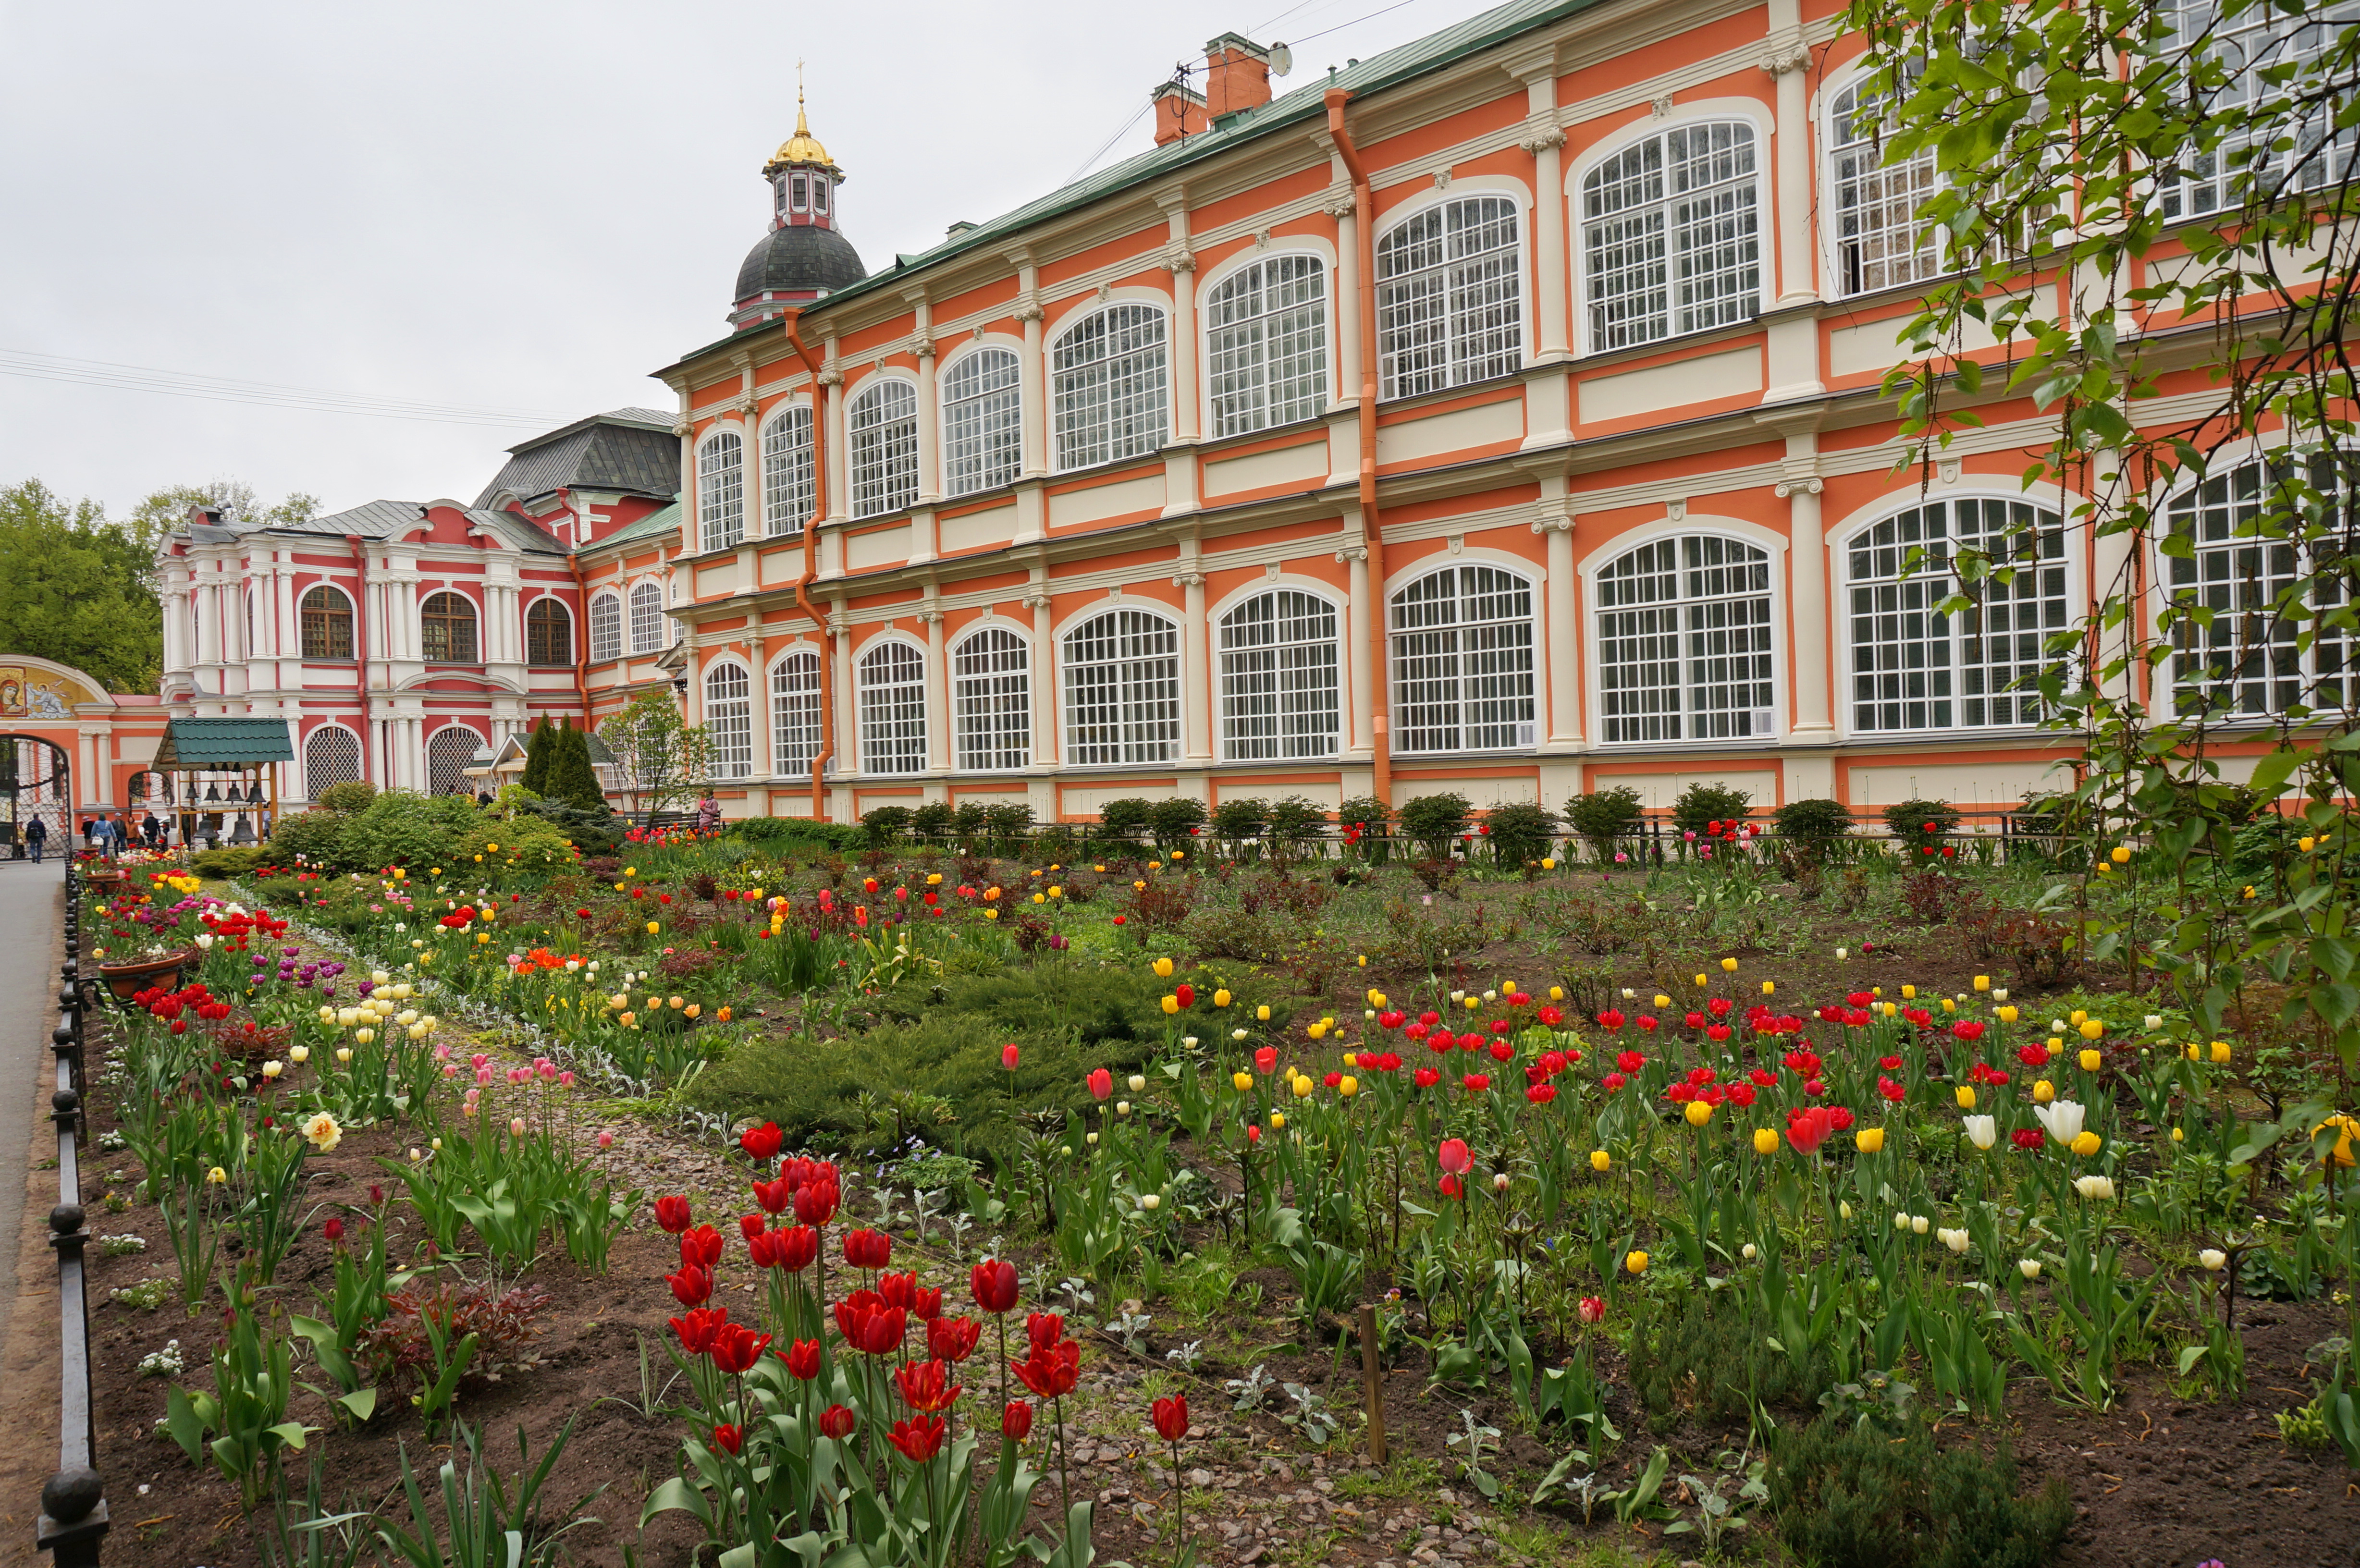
731 80 866 331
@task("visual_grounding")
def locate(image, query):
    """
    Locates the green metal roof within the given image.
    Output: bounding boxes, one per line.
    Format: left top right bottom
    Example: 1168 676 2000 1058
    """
590 500 683 555
152 718 295 769
659 0 1601 373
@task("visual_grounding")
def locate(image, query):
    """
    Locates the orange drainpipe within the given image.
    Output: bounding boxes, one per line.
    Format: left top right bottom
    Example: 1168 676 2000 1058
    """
565 550 593 722
781 307 835 821
1325 88 1389 808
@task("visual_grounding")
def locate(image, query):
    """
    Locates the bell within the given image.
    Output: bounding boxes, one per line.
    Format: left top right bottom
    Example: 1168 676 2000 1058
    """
204 782 222 803
230 814 257 845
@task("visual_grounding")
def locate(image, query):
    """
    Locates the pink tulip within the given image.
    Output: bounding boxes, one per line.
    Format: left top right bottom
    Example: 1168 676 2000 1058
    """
597 1129 615 1149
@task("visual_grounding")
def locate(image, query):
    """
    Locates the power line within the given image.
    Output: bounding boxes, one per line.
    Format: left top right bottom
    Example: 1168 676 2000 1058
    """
1290 0 1434 49
0 349 578 429
1066 96 1157 185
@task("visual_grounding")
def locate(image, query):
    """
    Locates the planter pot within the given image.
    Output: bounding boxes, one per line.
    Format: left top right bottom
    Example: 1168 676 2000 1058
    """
98 949 195 1004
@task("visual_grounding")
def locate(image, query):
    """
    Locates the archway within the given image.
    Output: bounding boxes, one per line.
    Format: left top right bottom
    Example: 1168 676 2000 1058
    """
0 735 71 859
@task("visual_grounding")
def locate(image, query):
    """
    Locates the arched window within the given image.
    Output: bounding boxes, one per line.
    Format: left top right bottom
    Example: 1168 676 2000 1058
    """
1206 256 1329 436
705 662 753 779
1582 122 1760 351
426 724 483 797
772 651 824 776
1827 77 1941 297
848 380 920 518
589 591 623 663
1063 608 1180 766
2160 0 2357 218
1389 565 1535 754
1376 196 1522 399
299 585 354 660
943 349 1023 497
2165 450 2357 719
1051 305 1169 472
1848 497 2066 733
857 641 929 774
1597 535 1775 743
1219 590 1339 760
526 599 571 666
953 626 1031 772
698 431 745 551
628 581 665 656
304 724 361 796
420 591 478 663
762 405 817 535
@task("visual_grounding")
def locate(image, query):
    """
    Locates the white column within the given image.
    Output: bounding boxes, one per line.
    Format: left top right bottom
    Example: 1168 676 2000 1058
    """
1011 254 1048 477
1762 9 1815 306
750 634 774 782
911 298 941 505
1780 476 1833 739
1535 501 1582 747
1160 198 1200 443
1025 588 1056 768
2090 446 2135 701
830 609 855 772
1509 47 1570 363
822 343 849 522
1327 193 1362 406
923 609 949 772
1338 540 1372 757
1177 567 1211 765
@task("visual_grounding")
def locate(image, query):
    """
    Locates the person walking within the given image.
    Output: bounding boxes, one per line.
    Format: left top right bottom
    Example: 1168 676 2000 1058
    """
24 816 46 864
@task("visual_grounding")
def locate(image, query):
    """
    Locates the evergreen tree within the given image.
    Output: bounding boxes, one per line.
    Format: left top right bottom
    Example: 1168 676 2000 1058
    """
518 719 555 796
552 723 607 813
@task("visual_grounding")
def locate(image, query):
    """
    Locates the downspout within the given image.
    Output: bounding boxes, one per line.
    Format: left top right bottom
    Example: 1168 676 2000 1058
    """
565 551 593 721
781 307 836 820
344 534 375 787
1325 88 1390 808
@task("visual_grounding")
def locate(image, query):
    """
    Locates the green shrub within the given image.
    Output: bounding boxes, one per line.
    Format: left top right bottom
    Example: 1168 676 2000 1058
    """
336 791 482 872
1773 797 1855 859
1398 792 1472 858
1481 802 1555 867
1095 797 1155 842
1672 781 1753 839
909 801 956 841
2231 812 2309 875
1564 787 1645 861
267 809 348 869
982 802 1034 850
189 846 270 880
1336 796 1390 833
522 797 624 858
1265 796 1328 865
1209 797 1268 854
455 816 578 877
732 816 864 851
1146 797 1206 852
860 805 914 846
315 780 378 814
1768 1417 2070 1568
1883 798 1961 853
1630 1289 1830 1432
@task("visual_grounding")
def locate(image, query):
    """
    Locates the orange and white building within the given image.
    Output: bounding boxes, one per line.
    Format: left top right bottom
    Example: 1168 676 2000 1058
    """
160 0 2327 821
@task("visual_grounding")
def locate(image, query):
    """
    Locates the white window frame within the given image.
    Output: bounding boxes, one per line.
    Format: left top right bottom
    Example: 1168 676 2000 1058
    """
2159 447 2358 722
1218 588 1340 760
1841 495 2070 735
1374 191 1526 400
589 591 623 663
418 588 480 665
952 624 1032 772
762 404 817 536
298 583 355 661
1388 563 1537 755
1592 530 1780 745
2158 0 2360 220
303 723 363 797
772 649 824 776
1204 253 1331 437
425 723 485 798
848 378 920 518
705 660 754 780
1061 606 1181 767
942 346 1024 498
1824 68 1943 299
628 580 665 656
1051 303 1170 473
1578 117 1764 354
856 637 930 775
697 429 746 551
524 596 573 667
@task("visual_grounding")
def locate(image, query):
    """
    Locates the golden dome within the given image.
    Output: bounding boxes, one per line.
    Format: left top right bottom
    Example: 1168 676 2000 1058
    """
768 105 838 173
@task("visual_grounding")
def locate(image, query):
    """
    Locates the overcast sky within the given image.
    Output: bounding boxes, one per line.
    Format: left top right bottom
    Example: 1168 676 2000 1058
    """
0 0 1507 520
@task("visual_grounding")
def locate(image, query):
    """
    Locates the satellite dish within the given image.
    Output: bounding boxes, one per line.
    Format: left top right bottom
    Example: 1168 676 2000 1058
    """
1269 41 1293 77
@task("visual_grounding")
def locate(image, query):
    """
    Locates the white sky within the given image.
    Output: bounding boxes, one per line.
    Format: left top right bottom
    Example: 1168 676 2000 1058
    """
0 0 1506 519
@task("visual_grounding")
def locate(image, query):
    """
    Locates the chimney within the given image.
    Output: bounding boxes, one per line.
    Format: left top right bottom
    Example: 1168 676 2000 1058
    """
1202 33 1274 121
1152 80 1207 147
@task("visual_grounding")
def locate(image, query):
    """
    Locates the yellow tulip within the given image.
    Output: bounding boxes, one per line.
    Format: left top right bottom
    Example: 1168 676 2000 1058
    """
2033 1078 2055 1103
1761 980 1775 995
1856 1127 1885 1153
2079 1019 2104 1040
1161 996 1180 1015
1339 1076 1359 1097
1973 975 1990 991
1032 893 1045 904
2301 835 2318 852
1269 1112 1284 1129
2071 1131 2102 1156
1653 993 1670 1008
2172 1126 2186 1142
645 921 660 934
1307 1022 1328 1041
1342 1052 1357 1067
2111 845 2131 864
2210 1040 2232 1064
1256 1004 1270 1021
1902 984 1917 1000
2046 1038 2064 1057
1684 1100 1713 1127
1232 1071 1253 1091
1694 973 1708 987
1590 1149 1611 1172
2186 1042 2202 1061
1215 989 1232 1008
1997 1006 2019 1023
1625 1250 1650 1275
1153 957 1174 979
1721 957 1738 973
1291 1077 1312 1099
1752 1127 1779 1155
1955 1085 1977 1110
1550 987 1565 1002
2078 1049 2102 1072
2071 1009 2087 1025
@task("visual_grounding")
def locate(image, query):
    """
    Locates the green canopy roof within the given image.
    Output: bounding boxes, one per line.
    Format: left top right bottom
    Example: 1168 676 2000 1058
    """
151 717 295 769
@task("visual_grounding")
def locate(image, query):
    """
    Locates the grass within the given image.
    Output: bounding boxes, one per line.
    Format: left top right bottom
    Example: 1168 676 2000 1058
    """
1333 1453 1443 1501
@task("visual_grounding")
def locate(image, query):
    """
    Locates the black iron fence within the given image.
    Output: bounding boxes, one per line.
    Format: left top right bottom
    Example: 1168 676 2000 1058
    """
38 860 105 1565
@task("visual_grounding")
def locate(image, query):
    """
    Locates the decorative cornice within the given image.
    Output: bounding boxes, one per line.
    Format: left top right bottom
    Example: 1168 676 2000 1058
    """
912 335 937 360
1332 545 1368 564
1162 246 1198 275
1773 477 1825 499
816 367 844 388
1019 590 1053 612
1517 128 1568 158
1757 37 1810 75
1170 571 1206 589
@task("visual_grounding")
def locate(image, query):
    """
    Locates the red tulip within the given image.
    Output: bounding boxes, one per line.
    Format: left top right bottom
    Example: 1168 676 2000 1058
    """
752 1176 793 1214
911 1285 943 1321
781 1337 822 1380
1025 1311 1065 1352
323 1217 345 1243
896 1357 963 1414
667 1264 715 1307
878 1270 918 1311
971 1258 1020 1315
670 1306 729 1355
1437 1138 1473 1176
1254 1047 1277 1075
653 1195 693 1234
793 1176 840 1226
738 1121 783 1163
711 1423 744 1456
888 1414 946 1462
679 1225 725 1269
1785 1106 1838 1156
819 1404 858 1439
1174 983 1194 1008
1088 1067 1113 1101
739 1213 764 1243
1002 1399 1034 1441
710 1323 773 1375
928 1314 982 1363
774 1224 818 1271
1012 1338 1081 1398
844 1228 892 1270
1152 1393 1189 1444
1577 1296 1606 1325
1002 1043 1020 1071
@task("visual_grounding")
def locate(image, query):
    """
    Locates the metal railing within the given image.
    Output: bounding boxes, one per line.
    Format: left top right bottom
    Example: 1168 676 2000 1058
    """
37 860 106 1565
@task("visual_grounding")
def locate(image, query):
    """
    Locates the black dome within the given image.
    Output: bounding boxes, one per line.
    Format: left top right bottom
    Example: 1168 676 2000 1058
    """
735 224 867 301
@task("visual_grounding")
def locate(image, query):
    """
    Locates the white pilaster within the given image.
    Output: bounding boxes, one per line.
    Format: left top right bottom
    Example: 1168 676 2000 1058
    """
1534 493 1582 749
1337 538 1373 758
1176 561 1211 766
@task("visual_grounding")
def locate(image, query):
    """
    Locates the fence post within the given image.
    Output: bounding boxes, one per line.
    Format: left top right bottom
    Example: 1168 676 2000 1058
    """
38 874 106 1567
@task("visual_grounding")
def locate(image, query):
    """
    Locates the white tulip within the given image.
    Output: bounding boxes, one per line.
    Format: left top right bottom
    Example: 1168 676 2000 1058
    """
195 933 216 950
2198 1249 2226 1271
2073 1174 2116 1200
1741 1242 1758 1261
1963 1115 1997 1151
2034 1099 2087 1148
1895 1212 1912 1231
1993 988 2009 1002
2019 1259 2041 1280
1911 1215 1930 1236
1835 946 1848 960
1939 1227 1970 1254
2144 1015 2163 1031
1128 1074 1146 1093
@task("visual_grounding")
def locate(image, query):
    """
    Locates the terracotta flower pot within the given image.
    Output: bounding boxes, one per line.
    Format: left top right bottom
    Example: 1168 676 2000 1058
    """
98 949 194 1003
